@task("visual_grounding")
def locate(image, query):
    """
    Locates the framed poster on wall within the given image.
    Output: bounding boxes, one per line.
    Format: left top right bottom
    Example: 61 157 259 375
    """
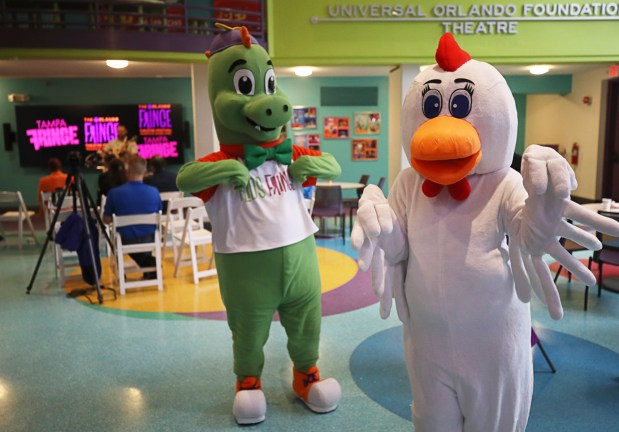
291 106 317 130
293 133 307 148
323 116 349 139
354 112 381 134
307 133 321 151
352 138 378 161
293 133 321 151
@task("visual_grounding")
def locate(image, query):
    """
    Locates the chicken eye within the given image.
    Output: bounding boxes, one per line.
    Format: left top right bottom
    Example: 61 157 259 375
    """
449 89 472 118
233 69 255 96
422 89 442 119
265 69 276 95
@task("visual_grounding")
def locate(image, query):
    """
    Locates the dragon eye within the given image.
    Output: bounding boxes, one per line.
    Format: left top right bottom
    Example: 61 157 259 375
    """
422 89 442 119
265 69 276 95
233 69 255 96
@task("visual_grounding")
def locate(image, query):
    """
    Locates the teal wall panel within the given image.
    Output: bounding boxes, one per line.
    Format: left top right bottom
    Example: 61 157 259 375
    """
513 93 527 156
279 76 389 197
320 86 379 106
0 73 568 207
506 74 572 95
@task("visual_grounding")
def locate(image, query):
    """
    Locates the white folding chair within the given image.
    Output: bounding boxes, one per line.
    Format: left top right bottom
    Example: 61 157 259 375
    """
41 191 83 281
111 213 163 295
40 191 55 232
163 196 204 261
173 205 216 284
0 191 38 248
53 211 82 286
97 194 114 258
98 194 107 220
160 191 184 207
48 191 81 217
159 191 184 250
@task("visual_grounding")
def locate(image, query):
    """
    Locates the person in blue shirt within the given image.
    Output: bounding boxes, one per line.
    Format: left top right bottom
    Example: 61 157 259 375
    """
103 156 162 279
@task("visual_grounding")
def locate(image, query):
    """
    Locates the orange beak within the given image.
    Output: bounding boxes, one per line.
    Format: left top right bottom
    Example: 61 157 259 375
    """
410 116 482 186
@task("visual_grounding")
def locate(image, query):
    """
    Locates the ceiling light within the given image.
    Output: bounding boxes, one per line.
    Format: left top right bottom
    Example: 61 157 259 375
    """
294 66 313 77
106 59 129 69
529 65 550 75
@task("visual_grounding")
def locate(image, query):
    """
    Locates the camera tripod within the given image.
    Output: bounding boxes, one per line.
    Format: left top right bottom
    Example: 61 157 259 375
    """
26 152 114 304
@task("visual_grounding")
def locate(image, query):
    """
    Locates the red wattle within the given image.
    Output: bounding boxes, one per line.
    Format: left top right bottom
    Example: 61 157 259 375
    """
448 178 471 201
422 179 443 198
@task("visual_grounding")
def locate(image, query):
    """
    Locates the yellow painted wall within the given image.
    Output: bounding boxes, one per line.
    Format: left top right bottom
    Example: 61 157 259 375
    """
525 66 610 199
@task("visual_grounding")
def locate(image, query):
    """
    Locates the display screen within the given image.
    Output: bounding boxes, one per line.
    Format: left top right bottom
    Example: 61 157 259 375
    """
15 104 185 168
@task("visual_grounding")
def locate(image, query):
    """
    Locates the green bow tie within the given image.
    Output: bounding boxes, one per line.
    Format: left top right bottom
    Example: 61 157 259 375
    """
244 138 293 170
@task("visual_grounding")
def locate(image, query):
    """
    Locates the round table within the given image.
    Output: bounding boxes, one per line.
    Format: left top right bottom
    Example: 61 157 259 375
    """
581 202 619 294
317 181 365 190
581 202 619 213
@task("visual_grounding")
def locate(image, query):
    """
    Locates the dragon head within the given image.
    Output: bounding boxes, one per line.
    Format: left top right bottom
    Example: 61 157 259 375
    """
206 24 292 145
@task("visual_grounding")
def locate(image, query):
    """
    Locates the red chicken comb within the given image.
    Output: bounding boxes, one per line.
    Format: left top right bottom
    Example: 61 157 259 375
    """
435 33 471 72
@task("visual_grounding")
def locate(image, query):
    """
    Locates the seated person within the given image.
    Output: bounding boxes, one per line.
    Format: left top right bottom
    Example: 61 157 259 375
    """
103 156 162 279
302 185 316 213
144 155 179 212
144 155 178 192
97 155 127 206
38 157 68 213
103 124 138 160
302 185 316 200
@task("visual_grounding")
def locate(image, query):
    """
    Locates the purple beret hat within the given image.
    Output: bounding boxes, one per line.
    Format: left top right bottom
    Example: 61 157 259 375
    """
205 24 260 58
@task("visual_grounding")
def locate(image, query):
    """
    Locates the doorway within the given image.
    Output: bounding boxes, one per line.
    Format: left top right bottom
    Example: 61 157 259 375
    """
601 77 619 200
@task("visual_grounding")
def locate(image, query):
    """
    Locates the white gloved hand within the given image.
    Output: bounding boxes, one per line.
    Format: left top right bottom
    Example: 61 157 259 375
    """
351 185 397 270
380 261 409 324
350 185 398 298
512 145 619 320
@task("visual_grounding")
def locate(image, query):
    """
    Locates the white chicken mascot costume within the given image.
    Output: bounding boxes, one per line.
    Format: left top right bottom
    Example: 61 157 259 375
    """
352 33 619 432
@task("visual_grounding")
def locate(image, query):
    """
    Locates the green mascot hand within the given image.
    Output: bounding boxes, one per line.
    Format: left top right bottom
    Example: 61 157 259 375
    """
288 153 342 183
177 159 250 192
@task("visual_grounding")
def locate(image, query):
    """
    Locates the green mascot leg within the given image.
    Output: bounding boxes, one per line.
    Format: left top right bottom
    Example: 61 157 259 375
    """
216 236 321 381
278 236 321 373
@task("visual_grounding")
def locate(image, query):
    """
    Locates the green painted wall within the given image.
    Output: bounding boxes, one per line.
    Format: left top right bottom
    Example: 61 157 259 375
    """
513 94 526 155
0 78 193 207
269 0 619 66
279 76 389 196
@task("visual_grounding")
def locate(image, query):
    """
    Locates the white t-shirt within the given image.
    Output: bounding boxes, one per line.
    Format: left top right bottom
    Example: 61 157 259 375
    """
205 160 318 253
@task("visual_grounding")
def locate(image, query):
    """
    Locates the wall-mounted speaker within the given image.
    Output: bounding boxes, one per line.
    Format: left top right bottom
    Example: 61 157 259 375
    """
3 123 16 151
183 120 191 148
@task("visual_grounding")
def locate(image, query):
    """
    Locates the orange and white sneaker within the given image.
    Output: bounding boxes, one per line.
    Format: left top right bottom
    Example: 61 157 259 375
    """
233 377 266 425
293 366 341 413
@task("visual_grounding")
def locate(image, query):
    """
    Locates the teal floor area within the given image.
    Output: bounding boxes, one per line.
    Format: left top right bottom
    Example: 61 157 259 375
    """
1 233 619 431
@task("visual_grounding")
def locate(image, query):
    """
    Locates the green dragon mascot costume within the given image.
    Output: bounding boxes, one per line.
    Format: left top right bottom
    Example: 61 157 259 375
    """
176 24 342 425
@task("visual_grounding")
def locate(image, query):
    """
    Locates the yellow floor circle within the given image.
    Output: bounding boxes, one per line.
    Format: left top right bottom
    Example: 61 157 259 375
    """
64 246 357 313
